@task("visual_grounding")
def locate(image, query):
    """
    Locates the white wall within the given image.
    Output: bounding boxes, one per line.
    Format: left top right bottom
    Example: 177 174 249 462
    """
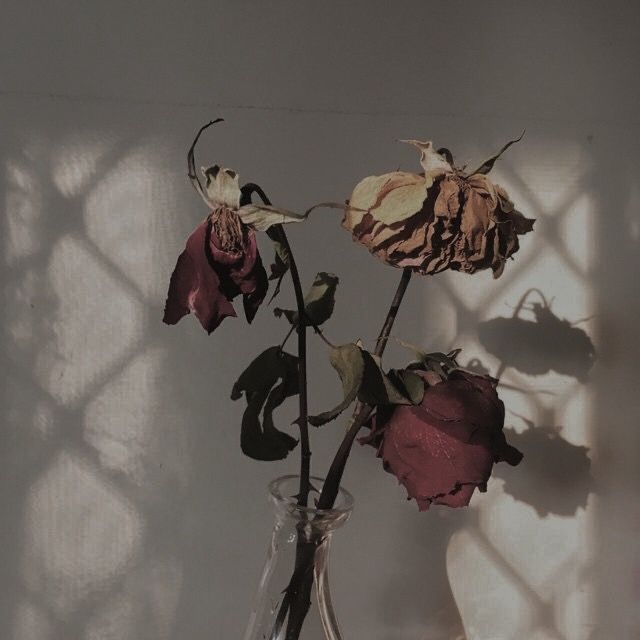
2 2 639 639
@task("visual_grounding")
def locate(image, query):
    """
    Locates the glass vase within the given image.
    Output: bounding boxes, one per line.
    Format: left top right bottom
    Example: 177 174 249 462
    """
243 475 354 640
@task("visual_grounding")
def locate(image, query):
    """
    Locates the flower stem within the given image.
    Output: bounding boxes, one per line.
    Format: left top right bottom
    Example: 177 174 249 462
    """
272 224 312 506
240 182 311 506
280 268 413 639
317 267 412 510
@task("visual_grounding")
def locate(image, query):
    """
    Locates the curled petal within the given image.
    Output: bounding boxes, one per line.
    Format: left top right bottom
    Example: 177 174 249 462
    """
365 370 522 511
163 220 236 333
346 171 428 227
400 139 453 182
202 165 242 209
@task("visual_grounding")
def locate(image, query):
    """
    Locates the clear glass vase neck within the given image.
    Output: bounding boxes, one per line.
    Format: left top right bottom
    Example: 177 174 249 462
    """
243 475 354 640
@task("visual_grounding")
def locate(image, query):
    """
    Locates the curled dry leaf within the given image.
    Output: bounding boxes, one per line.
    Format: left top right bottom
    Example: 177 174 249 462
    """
274 272 339 327
231 347 299 461
309 343 364 427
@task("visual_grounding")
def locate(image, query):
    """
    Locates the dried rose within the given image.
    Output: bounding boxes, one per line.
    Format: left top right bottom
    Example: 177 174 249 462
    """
343 138 534 278
163 165 270 333
163 120 314 334
363 369 522 511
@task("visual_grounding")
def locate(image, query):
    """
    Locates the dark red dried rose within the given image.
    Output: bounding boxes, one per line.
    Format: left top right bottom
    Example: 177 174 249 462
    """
363 369 523 511
163 166 268 333
343 140 534 278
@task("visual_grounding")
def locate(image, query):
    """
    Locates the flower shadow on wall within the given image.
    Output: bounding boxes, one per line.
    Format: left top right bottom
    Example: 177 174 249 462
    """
478 288 596 382
371 133 603 639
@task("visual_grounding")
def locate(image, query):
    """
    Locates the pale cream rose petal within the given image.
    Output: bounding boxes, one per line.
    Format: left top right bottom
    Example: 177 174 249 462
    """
349 171 428 226
202 165 242 209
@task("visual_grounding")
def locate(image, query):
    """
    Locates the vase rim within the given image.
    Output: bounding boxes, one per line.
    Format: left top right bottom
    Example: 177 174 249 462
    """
268 474 354 517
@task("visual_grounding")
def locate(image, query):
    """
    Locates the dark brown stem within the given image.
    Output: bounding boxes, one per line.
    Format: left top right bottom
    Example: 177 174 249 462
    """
273 225 312 505
240 182 312 505
317 267 412 509
282 268 413 639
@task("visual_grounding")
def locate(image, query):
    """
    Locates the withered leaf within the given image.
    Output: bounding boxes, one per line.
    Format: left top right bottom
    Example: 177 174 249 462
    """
265 228 291 303
470 131 525 176
237 201 346 232
309 343 365 427
387 368 425 405
231 346 299 461
274 272 339 327
310 343 424 426
236 204 307 231
358 352 422 406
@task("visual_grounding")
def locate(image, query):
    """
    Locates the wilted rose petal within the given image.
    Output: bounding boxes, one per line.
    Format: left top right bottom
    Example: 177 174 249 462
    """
364 370 522 511
344 140 534 278
163 213 268 334
163 220 236 333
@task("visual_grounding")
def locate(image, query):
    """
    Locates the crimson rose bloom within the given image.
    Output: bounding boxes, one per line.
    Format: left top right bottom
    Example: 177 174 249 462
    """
344 140 534 278
163 165 268 334
363 369 523 511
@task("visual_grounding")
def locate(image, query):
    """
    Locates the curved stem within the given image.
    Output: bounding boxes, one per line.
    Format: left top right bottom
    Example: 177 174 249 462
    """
240 183 311 506
187 118 224 206
317 267 412 510
273 225 312 505
269 267 413 639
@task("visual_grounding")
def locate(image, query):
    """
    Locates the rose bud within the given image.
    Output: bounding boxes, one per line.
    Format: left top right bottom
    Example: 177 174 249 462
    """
163 165 269 333
363 369 523 511
343 138 534 278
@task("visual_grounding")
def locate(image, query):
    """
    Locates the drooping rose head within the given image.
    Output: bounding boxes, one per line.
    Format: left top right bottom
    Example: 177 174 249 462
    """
343 139 534 278
163 164 268 333
363 368 523 511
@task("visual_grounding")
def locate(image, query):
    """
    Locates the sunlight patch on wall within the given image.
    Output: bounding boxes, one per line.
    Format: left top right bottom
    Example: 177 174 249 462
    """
83 139 187 301
447 528 533 640
4 159 43 265
21 451 144 617
34 234 145 406
84 347 166 485
438 154 597 639
50 133 119 199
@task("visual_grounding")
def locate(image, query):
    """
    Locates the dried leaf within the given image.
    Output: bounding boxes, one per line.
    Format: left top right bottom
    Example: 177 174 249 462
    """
237 201 347 232
469 131 525 176
358 352 419 406
236 204 307 231
274 272 339 327
309 344 365 426
231 346 299 461
266 228 291 303
387 369 425 405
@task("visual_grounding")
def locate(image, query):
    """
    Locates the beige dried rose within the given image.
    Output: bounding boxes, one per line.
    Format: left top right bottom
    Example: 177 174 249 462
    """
343 138 534 278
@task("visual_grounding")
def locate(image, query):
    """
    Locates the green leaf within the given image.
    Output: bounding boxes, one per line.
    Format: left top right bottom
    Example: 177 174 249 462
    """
231 346 299 461
309 343 365 426
470 131 525 176
274 272 339 327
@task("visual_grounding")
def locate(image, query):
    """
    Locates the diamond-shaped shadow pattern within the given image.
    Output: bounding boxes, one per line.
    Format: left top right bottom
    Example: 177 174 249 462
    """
3 134 187 640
